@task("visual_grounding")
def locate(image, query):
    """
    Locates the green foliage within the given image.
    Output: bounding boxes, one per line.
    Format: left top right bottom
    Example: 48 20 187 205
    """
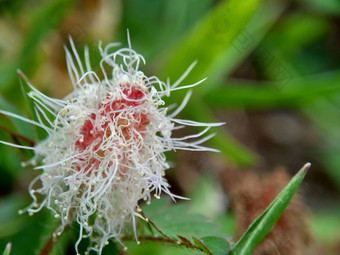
139 198 231 254
0 0 76 93
193 236 230 255
204 71 340 109
0 194 60 255
162 0 261 84
230 163 310 255
126 241 204 255
0 0 338 254
136 163 308 255
2 243 11 255
141 198 229 241
300 0 340 15
156 0 288 166
310 205 340 245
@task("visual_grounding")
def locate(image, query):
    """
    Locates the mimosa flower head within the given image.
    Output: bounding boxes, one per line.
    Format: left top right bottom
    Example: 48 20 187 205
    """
0 35 222 254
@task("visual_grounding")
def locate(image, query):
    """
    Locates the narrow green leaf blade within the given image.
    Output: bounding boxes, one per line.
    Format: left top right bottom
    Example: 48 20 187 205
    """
230 163 310 255
2 243 11 255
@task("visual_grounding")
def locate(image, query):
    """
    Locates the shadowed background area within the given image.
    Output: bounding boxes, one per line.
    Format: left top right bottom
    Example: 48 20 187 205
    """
0 0 340 254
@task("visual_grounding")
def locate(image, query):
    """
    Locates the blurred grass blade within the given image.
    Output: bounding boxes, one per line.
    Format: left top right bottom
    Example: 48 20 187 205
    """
18 70 48 141
2 243 11 255
0 0 76 92
265 13 329 58
230 163 310 255
158 0 286 166
203 70 340 109
259 14 340 188
300 0 340 15
302 99 340 187
18 0 75 66
161 0 285 94
162 0 261 84
202 0 286 92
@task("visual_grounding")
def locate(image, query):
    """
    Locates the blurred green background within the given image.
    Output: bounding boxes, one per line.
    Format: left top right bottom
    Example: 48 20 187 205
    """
0 0 340 254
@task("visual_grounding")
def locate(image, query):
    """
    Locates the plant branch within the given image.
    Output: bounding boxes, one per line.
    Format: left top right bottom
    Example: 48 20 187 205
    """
0 123 35 146
138 211 202 252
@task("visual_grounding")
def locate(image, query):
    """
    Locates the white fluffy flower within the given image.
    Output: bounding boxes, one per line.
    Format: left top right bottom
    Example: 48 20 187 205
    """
0 37 222 254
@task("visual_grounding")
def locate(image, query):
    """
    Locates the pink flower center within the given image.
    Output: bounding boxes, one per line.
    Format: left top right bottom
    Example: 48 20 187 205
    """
74 84 150 175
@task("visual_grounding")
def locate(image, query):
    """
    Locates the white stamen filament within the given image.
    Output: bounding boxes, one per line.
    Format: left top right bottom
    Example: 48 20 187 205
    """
1 37 222 255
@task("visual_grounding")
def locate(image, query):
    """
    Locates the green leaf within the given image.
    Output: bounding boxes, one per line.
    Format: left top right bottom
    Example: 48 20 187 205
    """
0 195 60 255
140 198 232 254
203 70 340 109
142 198 228 242
193 236 230 255
126 240 204 255
0 195 30 239
230 163 310 255
2 243 11 255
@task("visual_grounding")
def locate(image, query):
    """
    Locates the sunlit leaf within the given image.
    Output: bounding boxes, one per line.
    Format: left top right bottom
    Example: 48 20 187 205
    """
162 0 262 84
